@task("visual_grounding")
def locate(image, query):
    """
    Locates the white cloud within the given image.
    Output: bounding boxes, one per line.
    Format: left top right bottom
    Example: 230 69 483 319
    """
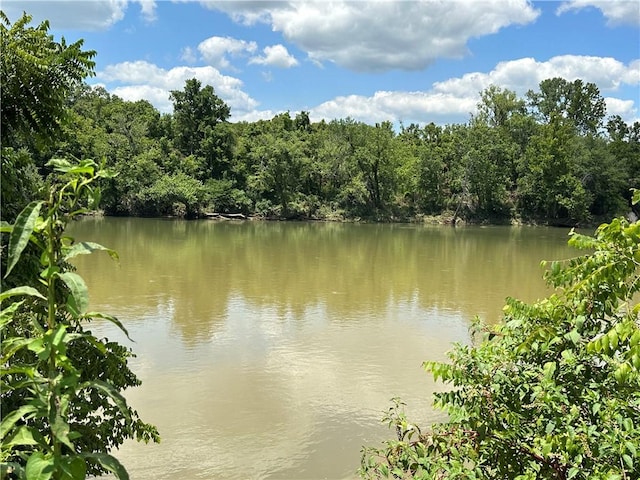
96 61 259 115
622 59 640 85
201 0 540 71
432 55 640 97
136 0 157 23
249 45 299 68
310 91 476 126
94 55 638 127
232 109 280 123
605 98 639 123
557 0 640 26
310 55 640 125
1 0 157 30
180 46 198 64
111 84 170 108
197 36 257 70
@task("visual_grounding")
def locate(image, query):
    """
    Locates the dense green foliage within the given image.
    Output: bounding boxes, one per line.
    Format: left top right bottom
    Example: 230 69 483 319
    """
1 159 159 479
3 14 639 226
1 11 95 222
360 192 640 479
0 12 95 149
53 82 638 225
1 13 158 480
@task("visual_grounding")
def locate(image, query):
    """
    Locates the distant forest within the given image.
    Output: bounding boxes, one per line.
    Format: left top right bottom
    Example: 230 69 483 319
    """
5 75 640 225
5 13 640 225
2 11 639 227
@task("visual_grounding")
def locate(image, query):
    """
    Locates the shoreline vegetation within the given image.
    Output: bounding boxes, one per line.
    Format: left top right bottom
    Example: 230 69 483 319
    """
88 208 622 229
3 18 639 230
9 77 634 230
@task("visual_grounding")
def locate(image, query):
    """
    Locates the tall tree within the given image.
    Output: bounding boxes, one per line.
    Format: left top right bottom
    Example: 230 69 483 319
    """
353 121 398 214
476 85 526 129
0 12 95 148
169 78 231 156
464 121 516 218
517 116 590 223
1 12 95 221
527 78 606 136
606 115 640 211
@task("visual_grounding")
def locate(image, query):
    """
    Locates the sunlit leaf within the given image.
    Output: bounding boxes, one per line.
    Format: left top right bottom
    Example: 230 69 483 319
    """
51 412 75 452
0 301 23 330
46 158 72 172
0 286 46 303
5 201 43 278
0 404 38 440
2 426 45 449
80 380 131 420
25 452 54 480
63 242 118 262
80 453 128 480
58 272 89 317
84 312 131 341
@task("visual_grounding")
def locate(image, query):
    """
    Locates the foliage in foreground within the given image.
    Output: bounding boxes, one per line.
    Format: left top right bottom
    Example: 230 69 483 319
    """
361 192 640 479
1 159 159 479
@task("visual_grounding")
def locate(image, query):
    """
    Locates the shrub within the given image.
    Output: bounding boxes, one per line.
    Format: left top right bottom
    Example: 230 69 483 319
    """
361 192 640 479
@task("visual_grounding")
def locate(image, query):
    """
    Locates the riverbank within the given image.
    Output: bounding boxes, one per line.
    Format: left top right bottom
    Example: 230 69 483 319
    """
91 207 622 229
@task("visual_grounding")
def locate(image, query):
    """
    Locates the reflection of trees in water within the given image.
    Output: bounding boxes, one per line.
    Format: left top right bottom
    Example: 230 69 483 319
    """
70 217 575 344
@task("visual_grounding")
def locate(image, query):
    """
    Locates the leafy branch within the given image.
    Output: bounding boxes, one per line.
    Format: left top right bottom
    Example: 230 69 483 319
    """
1 159 158 480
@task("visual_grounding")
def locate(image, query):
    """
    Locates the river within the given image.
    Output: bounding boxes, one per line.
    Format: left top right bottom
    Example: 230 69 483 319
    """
68 217 580 479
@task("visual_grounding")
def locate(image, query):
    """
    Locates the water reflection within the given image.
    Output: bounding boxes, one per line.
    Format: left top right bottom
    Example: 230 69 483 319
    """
69 218 577 479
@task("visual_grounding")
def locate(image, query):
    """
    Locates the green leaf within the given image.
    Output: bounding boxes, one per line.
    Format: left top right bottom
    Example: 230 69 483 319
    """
0 405 38 440
51 413 75 452
2 337 41 362
545 421 555 434
543 361 556 379
63 241 118 262
5 201 43 278
564 329 581 345
50 324 68 350
0 302 22 330
46 158 72 172
80 379 131 421
3 426 45 449
66 164 95 176
57 456 86 480
0 286 46 303
95 168 118 180
626 441 637 457
57 272 89 317
80 453 128 480
88 186 102 210
25 452 55 480
84 312 131 341
58 455 87 480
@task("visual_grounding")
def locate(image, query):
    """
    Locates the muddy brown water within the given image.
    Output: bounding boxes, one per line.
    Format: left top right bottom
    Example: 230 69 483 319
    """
69 217 580 479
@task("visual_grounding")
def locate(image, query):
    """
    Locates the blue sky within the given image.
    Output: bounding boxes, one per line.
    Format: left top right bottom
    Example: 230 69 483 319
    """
5 1 639 125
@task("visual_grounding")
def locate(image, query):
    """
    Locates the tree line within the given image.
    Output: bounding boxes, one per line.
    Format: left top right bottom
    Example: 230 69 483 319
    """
3 15 639 226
